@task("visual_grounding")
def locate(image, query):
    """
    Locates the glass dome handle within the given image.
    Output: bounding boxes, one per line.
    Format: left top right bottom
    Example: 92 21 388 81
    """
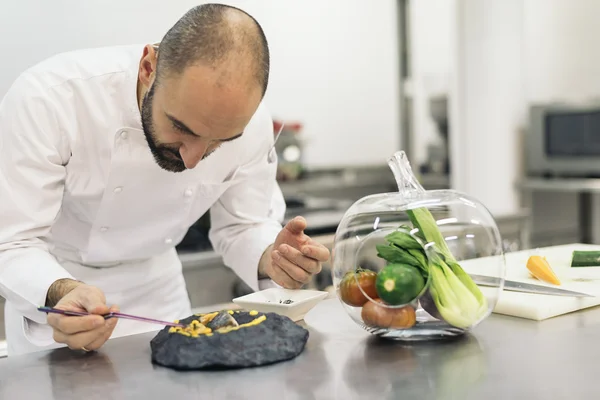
387 151 426 197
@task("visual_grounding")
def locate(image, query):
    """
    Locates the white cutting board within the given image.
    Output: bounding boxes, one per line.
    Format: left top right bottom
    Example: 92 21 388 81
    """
460 243 600 321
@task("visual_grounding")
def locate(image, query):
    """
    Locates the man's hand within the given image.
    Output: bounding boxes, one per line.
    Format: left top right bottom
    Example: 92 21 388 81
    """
46 279 119 352
260 216 331 289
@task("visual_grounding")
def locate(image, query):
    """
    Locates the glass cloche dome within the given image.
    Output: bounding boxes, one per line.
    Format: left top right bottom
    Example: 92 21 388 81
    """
331 151 506 340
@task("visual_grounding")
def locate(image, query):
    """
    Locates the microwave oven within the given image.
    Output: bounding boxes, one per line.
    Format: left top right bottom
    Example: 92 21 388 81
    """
525 101 600 177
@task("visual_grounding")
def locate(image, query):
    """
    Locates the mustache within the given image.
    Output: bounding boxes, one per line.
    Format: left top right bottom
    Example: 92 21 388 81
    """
159 145 218 161
159 146 183 161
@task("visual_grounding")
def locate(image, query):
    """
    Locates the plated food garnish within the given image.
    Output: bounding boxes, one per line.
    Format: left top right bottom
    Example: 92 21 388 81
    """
151 309 309 370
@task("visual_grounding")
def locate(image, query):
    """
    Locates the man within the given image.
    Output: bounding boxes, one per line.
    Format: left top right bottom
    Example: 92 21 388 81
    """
0 4 330 356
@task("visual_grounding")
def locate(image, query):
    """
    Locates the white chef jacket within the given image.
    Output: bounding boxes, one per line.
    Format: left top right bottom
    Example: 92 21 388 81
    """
0 44 285 356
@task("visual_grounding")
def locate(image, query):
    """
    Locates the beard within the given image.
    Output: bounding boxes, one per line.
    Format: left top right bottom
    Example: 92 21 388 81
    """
141 83 187 173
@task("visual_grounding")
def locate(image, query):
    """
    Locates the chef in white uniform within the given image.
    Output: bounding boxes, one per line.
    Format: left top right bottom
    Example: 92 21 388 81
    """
0 4 330 356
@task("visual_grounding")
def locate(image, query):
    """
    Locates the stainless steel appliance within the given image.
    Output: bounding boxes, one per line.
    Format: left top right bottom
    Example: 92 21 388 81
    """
273 120 304 181
525 101 600 177
419 95 450 175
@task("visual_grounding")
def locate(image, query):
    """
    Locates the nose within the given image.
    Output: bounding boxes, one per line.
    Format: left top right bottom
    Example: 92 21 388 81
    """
179 141 210 169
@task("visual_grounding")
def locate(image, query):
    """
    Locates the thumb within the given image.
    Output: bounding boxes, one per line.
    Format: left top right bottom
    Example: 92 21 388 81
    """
285 216 307 235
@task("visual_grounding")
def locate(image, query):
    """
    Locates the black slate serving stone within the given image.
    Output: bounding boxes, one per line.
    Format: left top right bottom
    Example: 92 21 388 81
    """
150 310 310 370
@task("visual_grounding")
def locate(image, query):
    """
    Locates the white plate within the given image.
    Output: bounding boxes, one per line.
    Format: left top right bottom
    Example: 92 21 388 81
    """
232 288 329 321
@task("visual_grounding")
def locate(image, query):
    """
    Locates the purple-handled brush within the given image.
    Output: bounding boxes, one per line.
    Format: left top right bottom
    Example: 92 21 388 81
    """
37 306 186 328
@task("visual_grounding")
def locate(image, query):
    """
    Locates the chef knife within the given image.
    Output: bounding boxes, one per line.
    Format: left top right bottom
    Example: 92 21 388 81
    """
469 274 593 297
37 306 186 328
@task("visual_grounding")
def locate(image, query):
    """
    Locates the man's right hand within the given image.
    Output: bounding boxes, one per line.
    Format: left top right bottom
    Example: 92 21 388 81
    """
46 280 119 351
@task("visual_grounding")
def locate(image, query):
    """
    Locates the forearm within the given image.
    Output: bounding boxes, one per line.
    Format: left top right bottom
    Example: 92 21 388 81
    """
44 278 83 307
210 221 281 291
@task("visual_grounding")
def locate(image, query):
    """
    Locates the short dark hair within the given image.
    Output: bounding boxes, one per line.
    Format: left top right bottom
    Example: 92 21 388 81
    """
155 3 270 96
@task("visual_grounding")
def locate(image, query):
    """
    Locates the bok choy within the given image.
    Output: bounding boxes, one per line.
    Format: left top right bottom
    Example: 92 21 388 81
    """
376 207 488 329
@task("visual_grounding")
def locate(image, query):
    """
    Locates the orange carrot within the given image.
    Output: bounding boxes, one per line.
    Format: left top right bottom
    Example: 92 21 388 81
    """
526 255 561 285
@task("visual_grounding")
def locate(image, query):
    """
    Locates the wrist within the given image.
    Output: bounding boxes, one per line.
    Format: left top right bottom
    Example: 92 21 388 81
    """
45 278 84 307
258 244 274 280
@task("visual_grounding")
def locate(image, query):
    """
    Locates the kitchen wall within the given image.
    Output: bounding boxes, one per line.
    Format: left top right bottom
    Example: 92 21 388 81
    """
445 0 600 220
449 0 525 217
406 0 453 168
0 0 401 169
523 0 600 104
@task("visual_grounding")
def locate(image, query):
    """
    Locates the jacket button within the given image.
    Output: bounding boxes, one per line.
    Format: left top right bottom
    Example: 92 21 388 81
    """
120 130 128 139
164 238 173 244
184 188 193 197
100 227 109 232
114 187 123 194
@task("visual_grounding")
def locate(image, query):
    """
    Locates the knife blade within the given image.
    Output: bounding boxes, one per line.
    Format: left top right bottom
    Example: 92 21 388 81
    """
37 306 186 328
469 274 594 297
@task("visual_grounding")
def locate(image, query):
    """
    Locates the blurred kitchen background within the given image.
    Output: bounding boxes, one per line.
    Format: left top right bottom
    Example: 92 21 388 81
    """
2 0 600 351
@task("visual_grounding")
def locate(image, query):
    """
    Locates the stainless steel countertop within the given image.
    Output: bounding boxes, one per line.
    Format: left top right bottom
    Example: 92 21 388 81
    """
2 298 600 399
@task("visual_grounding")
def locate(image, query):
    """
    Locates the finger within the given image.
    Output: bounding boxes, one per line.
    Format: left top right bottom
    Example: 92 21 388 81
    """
269 251 305 289
85 301 110 316
268 261 297 289
284 216 307 235
271 262 304 289
52 324 107 349
86 318 118 351
300 243 331 262
279 244 321 274
273 250 312 284
79 289 109 315
48 314 105 335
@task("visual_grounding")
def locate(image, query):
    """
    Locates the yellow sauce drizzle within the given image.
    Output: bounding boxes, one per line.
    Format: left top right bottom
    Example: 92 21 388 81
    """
169 319 212 337
168 311 266 338
200 312 219 325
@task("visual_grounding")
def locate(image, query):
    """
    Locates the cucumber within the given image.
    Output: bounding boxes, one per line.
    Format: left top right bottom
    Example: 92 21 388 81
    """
571 250 600 267
375 263 425 305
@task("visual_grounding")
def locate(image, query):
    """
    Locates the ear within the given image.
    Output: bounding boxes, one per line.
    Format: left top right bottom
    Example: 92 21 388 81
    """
138 44 158 87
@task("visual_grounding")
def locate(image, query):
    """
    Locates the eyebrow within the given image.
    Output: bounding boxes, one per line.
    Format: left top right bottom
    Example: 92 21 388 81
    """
165 113 243 142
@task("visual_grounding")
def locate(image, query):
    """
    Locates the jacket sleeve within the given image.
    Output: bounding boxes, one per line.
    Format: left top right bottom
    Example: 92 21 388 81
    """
0 73 74 326
208 106 285 292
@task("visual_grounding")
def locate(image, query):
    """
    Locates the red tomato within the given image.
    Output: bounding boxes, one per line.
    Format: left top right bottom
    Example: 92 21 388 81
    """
339 268 378 307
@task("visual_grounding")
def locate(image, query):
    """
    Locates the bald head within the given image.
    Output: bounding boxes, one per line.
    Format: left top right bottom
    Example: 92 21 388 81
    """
138 4 271 173
155 4 270 96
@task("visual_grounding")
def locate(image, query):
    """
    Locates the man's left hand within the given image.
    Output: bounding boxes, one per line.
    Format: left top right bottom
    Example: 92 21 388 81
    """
261 216 331 289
